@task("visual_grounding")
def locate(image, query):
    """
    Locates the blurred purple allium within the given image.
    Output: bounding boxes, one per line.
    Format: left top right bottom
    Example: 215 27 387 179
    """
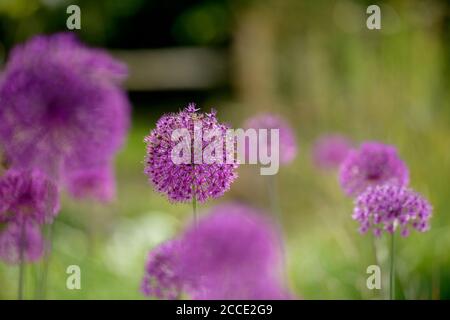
140 203 291 300
339 142 409 197
312 134 352 169
0 221 44 264
65 164 116 202
141 240 183 300
178 203 288 300
144 103 238 203
0 33 130 187
0 169 60 225
353 184 432 237
244 113 298 165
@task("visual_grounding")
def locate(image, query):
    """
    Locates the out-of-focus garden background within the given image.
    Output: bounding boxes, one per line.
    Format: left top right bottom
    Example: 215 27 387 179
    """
1 0 450 299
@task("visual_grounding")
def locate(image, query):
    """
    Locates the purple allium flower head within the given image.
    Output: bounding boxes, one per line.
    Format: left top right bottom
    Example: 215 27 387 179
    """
0 169 60 225
65 164 116 203
313 134 353 169
178 203 287 300
0 33 130 183
0 221 44 264
144 103 238 203
141 240 182 300
353 184 432 237
339 142 409 197
244 113 298 165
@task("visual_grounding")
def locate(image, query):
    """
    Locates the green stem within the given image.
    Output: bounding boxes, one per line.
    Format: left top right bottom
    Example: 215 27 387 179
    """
371 235 379 266
37 222 55 299
192 193 197 225
389 232 395 300
191 179 197 224
371 234 381 299
18 222 25 300
267 175 280 220
267 175 289 286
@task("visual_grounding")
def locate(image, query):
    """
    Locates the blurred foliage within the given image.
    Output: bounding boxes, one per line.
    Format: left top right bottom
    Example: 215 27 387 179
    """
1 0 450 299
0 0 235 49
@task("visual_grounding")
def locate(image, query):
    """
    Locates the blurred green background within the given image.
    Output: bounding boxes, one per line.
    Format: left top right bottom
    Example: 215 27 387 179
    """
1 0 450 299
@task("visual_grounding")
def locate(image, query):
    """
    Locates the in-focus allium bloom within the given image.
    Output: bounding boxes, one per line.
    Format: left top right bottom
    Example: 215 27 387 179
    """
141 240 182 300
353 184 432 237
65 164 116 202
339 142 409 196
178 203 288 300
312 134 353 169
0 169 60 225
244 113 298 165
144 103 238 203
0 33 130 183
0 222 44 264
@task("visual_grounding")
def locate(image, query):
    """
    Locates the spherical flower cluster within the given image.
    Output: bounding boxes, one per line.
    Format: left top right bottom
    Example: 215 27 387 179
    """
65 165 116 203
0 169 59 264
144 103 238 203
0 222 44 264
0 169 60 225
141 240 183 300
312 134 352 169
178 203 288 300
339 142 409 196
353 184 432 237
0 33 130 201
244 113 298 165
141 203 290 300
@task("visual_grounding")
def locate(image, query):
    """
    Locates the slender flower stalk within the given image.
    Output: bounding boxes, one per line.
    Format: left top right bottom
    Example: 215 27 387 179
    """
352 184 432 300
370 233 380 295
0 169 59 299
266 175 290 288
390 232 395 300
244 113 297 288
18 221 25 300
142 105 243 300
192 191 197 225
37 223 55 299
244 113 297 220
267 175 280 220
